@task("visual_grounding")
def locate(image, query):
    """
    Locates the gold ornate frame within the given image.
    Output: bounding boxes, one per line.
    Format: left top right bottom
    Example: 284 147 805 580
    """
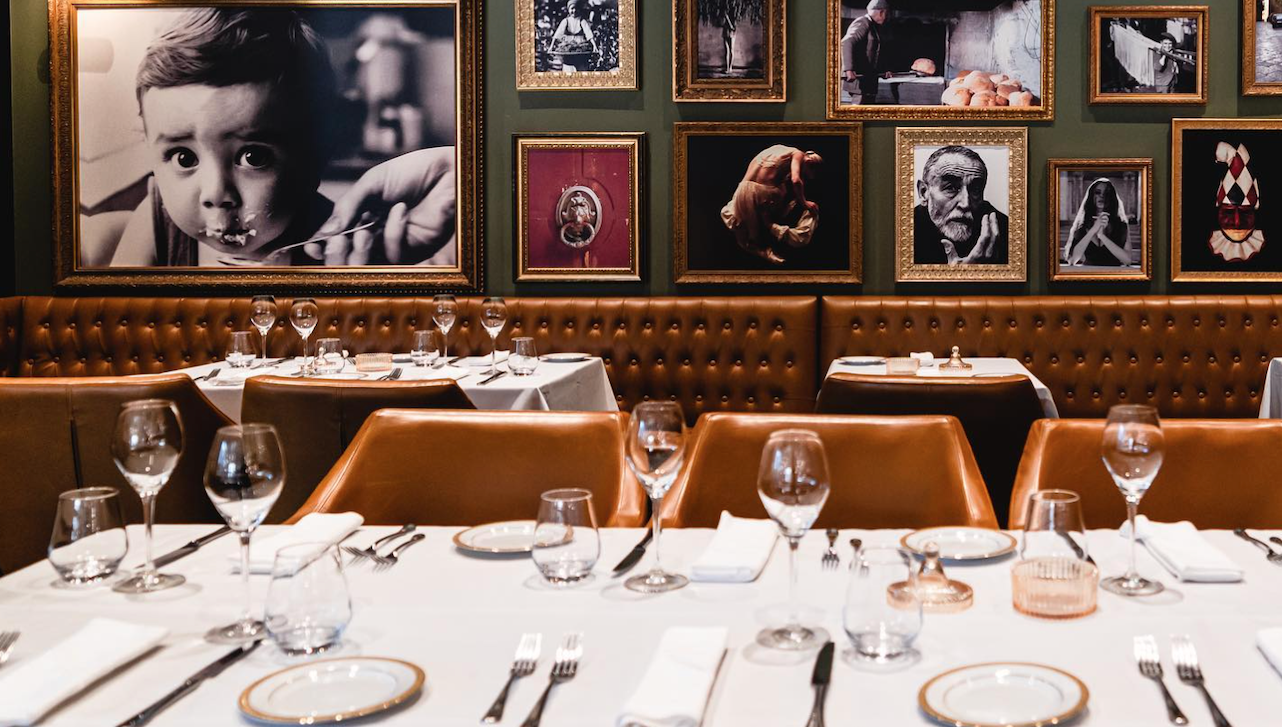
514 133 643 282
1244 0 1282 95
516 0 637 90
673 122 862 284
825 0 1054 121
50 0 483 293
673 0 785 101
1089 6 1208 105
1047 158 1152 282
1171 117 1282 282
894 127 1027 283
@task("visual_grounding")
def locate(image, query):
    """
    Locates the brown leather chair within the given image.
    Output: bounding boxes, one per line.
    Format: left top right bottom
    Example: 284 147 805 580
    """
662 413 998 529
241 375 476 522
1010 419 1282 529
815 373 1045 527
288 409 647 526
0 374 230 573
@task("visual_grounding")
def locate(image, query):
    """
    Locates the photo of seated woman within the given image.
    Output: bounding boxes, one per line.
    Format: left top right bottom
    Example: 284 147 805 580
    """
1049 160 1151 281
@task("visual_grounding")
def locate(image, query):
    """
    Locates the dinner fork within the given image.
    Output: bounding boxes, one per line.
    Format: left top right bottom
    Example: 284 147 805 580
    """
520 632 581 727
481 633 542 724
0 631 19 668
342 524 416 563
1232 529 1282 564
371 533 425 572
1134 635 1188 725
822 529 840 571
1172 635 1233 727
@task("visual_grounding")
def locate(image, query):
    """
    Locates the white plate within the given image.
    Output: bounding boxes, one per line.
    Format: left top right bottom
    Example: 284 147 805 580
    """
920 662 1088 727
901 527 1017 561
837 356 886 366
453 520 540 553
240 657 424 724
541 352 591 363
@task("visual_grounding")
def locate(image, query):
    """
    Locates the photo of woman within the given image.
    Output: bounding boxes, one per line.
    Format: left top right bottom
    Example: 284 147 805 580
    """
1048 159 1151 281
1063 178 1131 267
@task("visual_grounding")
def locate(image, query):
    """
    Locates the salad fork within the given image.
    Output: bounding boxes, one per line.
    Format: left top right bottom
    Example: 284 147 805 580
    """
1172 635 1232 727
1134 635 1188 725
371 533 426 572
481 633 542 723
521 633 581 727
822 529 840 570
0 631 19 668
342 524 416 563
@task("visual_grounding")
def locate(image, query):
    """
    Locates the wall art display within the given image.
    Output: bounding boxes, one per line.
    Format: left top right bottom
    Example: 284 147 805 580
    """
1047 158 1152 282
826 0 1054 121
1172 118 1282 282
673 122 862 283
516 0 638 90
1089 6 1207 105
674 0 786 101
514 133 643 281
50 1 482 292
895 127 1027 282
1244 0 1282 95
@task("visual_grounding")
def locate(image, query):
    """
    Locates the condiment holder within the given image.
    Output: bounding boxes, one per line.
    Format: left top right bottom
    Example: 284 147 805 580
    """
937 346 973 372
888 542 973 613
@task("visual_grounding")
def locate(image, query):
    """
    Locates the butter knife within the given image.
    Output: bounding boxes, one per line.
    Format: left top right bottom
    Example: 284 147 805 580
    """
117 640 261 726
805 641 834 727
152 526 233 569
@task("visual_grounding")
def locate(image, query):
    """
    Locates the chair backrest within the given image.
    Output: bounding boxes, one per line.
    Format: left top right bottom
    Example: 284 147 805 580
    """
0 374 229 573
1010 418 1282 528
814 372 1044 527
241 376 476 522
663 413 997 529
288 409 646 526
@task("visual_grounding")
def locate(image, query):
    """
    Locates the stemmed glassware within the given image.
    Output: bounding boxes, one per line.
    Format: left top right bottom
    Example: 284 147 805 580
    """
289 298 319 376
433 295 457 361
203 423 286 643
623 402 687 594
480 297 508 375
111 400 185 593
250 295 277 363
1100 404 1166 596
757 429 831 650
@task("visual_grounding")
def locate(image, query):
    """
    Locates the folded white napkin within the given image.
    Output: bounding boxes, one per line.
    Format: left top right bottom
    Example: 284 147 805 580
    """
689 512 778 583
910 351 935 365
463 351 508 367
233 512 363 573
617 627 728 727
0 618 168 726
1119 516 1244 582
1258 628 1282 677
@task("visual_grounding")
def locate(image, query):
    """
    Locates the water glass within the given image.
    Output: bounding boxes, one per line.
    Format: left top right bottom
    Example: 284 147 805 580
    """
227 331 256 369
250 295 278 361
509 337 538 376
532 489 600 586
313 338 345 375
433 294 458 359
265 543 352 656
1100 404 1166 597
411 330 440 367
48 487 128 586
111 399 185 594
624 402 687 594
1013 490 1098 618
843 546 922 668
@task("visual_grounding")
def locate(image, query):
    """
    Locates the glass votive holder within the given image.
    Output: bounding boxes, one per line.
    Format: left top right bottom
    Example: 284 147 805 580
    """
509 337 539 376
1012 557 1099 619
48 487 128 586
885 357 920 375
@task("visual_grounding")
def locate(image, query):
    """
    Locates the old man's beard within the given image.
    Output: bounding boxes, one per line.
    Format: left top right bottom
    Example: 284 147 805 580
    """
938 217 975 244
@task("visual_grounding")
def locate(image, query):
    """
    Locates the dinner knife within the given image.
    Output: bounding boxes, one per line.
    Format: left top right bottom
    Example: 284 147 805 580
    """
611 528 653 576
477 370 508 385
805 641 834 727
152 526 234 569
116 640 261 726
1057 531 1096 566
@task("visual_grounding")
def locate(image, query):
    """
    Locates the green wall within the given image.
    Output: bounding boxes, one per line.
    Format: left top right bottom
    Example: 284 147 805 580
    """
10 0 1282 297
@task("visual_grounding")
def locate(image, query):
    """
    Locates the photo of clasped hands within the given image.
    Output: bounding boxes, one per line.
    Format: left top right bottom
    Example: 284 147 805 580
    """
939 210 1002 265
1065 211 1120 266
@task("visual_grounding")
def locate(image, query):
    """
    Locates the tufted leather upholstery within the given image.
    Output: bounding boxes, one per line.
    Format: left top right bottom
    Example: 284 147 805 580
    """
0 297 20 377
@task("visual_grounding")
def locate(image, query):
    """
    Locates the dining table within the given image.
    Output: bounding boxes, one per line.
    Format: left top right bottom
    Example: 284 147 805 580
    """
824 356 1061 418
1 524 1279 725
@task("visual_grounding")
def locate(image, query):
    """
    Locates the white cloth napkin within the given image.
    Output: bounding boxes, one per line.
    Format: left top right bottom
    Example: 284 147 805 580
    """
233 512 363 573
1258 628 1282 677
462 352 508 367
0 618 168 726
617 627 728 727
910 351 935 365
1119 516 1244 582
689 512 777 583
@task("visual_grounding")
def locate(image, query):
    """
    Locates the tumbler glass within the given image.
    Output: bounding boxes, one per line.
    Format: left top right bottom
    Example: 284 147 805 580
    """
411 330 440 368
48 487 128 586
843 546 922 668
265 543 353 656
313 338 344 375
509 337 539 376
226 331 256 369
532 489 600 586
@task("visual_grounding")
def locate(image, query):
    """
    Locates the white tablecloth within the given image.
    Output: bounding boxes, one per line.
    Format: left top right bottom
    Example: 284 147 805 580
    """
176 356 619 421
2 525 1280 725
824 356 1060 418
1259 358 1282 418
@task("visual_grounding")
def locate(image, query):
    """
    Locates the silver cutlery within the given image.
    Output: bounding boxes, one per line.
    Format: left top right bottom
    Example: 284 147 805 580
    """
849 538 862 569
804 641 834 727
117 639 260 726
482 633 542 724
1172 635 1233 727
0 631 19 668
611 528 653 577
1134 635 1188 725
342 524 416 563
520 632 581 727
822 529 840 571
196 367 221 382
152 525 233 569
1232 528 1282 564
377 367 404 381
1269 536 1282 551
478 370 508 386
372 533 426 571
1058 530 1096 565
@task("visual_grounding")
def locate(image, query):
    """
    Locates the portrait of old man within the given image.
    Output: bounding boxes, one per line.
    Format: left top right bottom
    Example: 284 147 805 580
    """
913 145 1009 265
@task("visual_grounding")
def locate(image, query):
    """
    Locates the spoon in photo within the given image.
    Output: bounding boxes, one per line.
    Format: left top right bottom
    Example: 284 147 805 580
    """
217 219 382 266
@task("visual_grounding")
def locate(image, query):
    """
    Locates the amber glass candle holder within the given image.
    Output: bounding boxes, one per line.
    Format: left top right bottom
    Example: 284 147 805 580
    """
1013 489 1098 619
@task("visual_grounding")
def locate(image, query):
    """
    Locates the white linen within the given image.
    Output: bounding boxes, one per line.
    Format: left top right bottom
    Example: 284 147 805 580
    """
233 512 363 573
910 351 935 365
617 627 728 727
689 512 777 583
1109 23 1158 86
1119 516 1244 582
0 618 168 726
1258 628 1282 677
822 356 1060 417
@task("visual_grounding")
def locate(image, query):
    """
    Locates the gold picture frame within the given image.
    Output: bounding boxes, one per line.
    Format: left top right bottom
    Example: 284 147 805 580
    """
1089 6 1208 105
1244 0 1282 95
1047 158 1152 282
516 0 638 90
673 122 862 284
514 133 643 282
825 0 1055 121
673 0 786 101
50 0 483 293
895 127 1027 283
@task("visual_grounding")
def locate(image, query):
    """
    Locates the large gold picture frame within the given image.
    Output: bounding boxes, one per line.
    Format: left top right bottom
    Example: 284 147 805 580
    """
1244 0 1282 95
1089 6 1208 105
50 0 483 293
1047 158 1152 282
516 0 637 90
673 0 786 101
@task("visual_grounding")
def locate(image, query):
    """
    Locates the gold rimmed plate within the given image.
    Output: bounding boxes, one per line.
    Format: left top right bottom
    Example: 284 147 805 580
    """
919 662 1088 727
452 520 539 554
239 657 424 724
901 527 1017 561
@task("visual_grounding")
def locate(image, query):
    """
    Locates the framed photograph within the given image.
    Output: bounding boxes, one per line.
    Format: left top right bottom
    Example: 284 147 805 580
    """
50 0 482 292
514 133 643 282
825 0 1055 121
516 0 638 90
1089 6 1207 104
674 0 786 101
673 122 862 284
894 127 1027 282
1245 0 1282 95
1172 118 1282 282
1047 158 1152 282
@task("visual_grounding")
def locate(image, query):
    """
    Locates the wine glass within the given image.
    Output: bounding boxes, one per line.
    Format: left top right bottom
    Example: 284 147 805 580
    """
757 429 831 650
623 402 687 594
480 297 508 375
433 295 457 361
250 295 277 363
289 298 319 376
204 423 286 643
1100 404 1166 597
111 400 185 594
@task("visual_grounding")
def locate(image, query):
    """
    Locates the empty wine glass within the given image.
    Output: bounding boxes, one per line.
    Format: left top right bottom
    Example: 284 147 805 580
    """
757 429 831 650
49 487 128 586
843 546 922 667
227 331 256 369
1100 404 1166 597
290 298 319 376
532 489 600 586
624 402 687 594
111 400 185 593
204 423 286 643
433 294 458 360
250 295 277 362
265 543 352 655
480 297 508 375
